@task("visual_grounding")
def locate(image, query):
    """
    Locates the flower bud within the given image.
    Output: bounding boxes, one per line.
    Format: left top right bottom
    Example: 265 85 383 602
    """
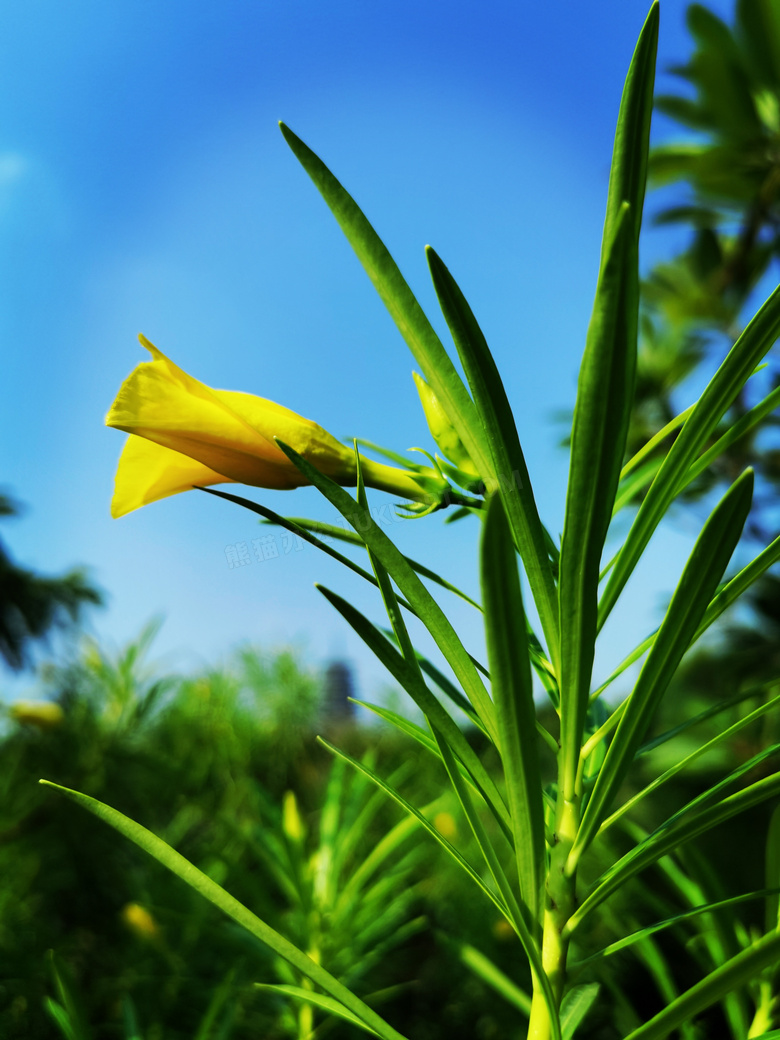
413 372 479 479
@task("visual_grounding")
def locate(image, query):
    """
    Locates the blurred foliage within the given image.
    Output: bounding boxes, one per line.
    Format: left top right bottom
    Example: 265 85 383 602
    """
5 2 780 1037
629 0 780 530
628 0 780 783
0 492 101 671
0 630 536 1039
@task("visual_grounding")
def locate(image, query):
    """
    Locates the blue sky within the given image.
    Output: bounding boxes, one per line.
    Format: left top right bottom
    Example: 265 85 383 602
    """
0 0 734 703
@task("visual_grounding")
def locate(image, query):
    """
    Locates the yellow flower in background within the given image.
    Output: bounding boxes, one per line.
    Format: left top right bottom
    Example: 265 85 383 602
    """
106 336 436 517
433 811 458 841
121 902 160 941
9 701 64 729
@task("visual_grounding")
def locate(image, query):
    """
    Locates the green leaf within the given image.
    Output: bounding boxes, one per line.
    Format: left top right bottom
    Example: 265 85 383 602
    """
316 584 511 841
278 122 491 479
739 0 780 87
685 4 761 140
600 691 780 832
274 438 498 745
560 983 600 1040
198 488 401 602
48 950 91 1040
590 530 780 709
351 698 440 756
765 804 780 933
335 811 425 918
45 1000 77 1040
430 730 559 1032
681 383 780 491
572 469 754 864
558 0 658 794
480 493 545 922
637 680 779 757
603 2 658 259
254 985 381 1037
569 767 780 934
574 887 780 968
621 929 780 1040
39 781 409 1040
425 245 559 674
121 997 143 1040
411 648 487 725
599 282 780 628
439 935 532 1015
558 202 634 798
317 738 513 924
267 512 483 611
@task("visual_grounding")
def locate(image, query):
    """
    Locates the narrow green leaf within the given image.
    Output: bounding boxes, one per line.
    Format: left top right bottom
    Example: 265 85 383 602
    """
481 493 545 923
619 404 694 482
45 1000 77 1040
574 887 780 968
274 438 498 744
698 531 780 634
600 282 780 628
352 698 440 756
637 680 779 757
557 2 659 782
443 937 532 1015
560 983 601 1040
198 488 400 601
766 804 780 934
39 781 409 1040
431 731 559 1033
317 737 513 924
317 584 511 840
254 985 380 1037
569 768 780 934
270 513 483 610
612 457 664 516
49 951 91 1040
591 532 780 709
681 382 780 491
621 930 780 1040
559 202 634 799
278 122 491 479
335 811 424 917
599 692 780 833
121 997 143 1040
602 2 658 260
411 649 487 725
572 469 754 864
425 245 559 674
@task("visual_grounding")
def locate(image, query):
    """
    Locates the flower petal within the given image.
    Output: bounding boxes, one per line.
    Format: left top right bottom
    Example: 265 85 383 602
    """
106 335 357 486
111 435 235 517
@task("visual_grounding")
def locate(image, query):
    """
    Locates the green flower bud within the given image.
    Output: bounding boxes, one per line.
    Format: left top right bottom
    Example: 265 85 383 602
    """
413 372 480 480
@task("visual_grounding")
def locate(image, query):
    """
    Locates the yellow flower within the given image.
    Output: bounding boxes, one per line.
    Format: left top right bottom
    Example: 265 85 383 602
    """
106 336 436 517
9 700 64 729
121 902 160 941
433 810 458 841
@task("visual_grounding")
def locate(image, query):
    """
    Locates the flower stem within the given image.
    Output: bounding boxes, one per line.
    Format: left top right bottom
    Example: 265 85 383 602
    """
526 794 580 1040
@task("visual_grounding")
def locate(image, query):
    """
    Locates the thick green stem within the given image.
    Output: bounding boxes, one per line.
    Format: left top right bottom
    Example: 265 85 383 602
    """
526 796 580 1040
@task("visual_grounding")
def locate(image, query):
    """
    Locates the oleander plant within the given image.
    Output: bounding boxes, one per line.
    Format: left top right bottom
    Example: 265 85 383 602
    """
41 3 780 1037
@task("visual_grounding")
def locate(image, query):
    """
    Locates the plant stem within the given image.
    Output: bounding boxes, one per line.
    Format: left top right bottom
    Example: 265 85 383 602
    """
526 794 580 1039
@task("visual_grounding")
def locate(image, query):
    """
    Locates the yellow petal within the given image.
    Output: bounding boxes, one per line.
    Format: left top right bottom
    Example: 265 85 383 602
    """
111 434 236 517
106 336 352 487
213 388 353 477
